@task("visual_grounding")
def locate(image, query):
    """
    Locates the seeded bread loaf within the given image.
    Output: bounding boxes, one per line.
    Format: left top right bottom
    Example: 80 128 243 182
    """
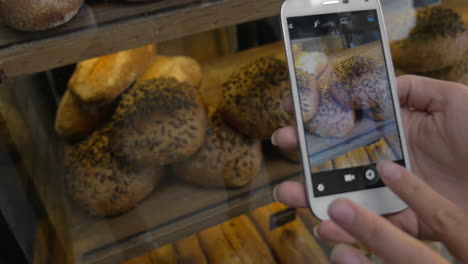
305 89 355 138
172 108 262 188
294 51 328 79
328 56 390 111
65 130 162 216
110 78 208 167
296 69 320 123
220 57 294 139
391 7 468 72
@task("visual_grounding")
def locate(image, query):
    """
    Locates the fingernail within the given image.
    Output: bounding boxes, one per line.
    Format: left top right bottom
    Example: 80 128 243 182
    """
330 244 362 264
377 161 403 182
313 225 321 240
271 130 279 146
272 185 279 202
329 200 356 227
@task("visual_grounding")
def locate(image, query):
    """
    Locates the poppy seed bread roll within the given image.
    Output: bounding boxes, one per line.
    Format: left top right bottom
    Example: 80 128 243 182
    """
305 90 355 138
110 78 208 167
173 109 262 188
65 127 162 216
328 56 389 111
0 0 83 31
220 57 294 139
391 7 468 72
296 69 320 123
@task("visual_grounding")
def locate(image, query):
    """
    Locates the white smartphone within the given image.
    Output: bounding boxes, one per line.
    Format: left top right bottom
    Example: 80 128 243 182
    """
281 0 410 220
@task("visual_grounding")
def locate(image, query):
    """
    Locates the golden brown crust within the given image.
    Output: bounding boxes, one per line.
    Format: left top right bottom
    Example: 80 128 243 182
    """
220 57 294 139
69 45 156 104
55 90 115 140
138 56 202 87
391 7 468 72
173 109 262 188
420 56 468 86
109 78 208 167
0 0 84 31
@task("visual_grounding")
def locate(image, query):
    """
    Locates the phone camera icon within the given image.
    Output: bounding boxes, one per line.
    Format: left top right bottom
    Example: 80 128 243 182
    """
340 17 348 24
365 169 376 181
368 15 375 22
317 184 325 192
344 174 356 182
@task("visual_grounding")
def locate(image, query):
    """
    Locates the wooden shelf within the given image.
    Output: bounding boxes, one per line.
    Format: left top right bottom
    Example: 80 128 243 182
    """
0 0 284 81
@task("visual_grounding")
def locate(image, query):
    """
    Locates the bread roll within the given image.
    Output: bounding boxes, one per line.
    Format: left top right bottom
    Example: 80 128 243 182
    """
55 90 115 140
220 57 294 139
305 89 355 138
69 45 156 104
65 134 162 216
294 52 328 79
328 56 390 111
138 56 202 87
420 57 468 86
0 0 83 31
391 7 468 72
172 108 261 188
110 78 207 167
296 69 320 123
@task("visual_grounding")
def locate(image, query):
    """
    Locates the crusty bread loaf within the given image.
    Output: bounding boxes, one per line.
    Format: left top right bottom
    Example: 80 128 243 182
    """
250 203 329 264
69 45 156 104
220 57 294 139
109 78 208 167
149 244 178 264
391 7 468 72
197 215 276 264
138 56 202 87
55 90 115 140
173 108 262 188
421 56 468 86
0 0 83 31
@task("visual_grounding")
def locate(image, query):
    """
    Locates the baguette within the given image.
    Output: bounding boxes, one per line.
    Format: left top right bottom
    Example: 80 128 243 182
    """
250 203 329 264
149 244 178 264
197 224 243 264
174 235 208 264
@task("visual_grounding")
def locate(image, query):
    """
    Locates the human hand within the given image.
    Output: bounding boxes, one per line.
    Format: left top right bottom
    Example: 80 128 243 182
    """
272 76 468 262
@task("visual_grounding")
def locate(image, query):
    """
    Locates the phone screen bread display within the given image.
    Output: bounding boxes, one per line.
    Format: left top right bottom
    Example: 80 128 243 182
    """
281 0 410 220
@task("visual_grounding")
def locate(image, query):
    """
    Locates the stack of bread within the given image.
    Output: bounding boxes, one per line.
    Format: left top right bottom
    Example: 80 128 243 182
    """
58 45 268 216
391 6 468 85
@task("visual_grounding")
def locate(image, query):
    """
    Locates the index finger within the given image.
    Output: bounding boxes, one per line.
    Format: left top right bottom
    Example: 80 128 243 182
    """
378 161 468 262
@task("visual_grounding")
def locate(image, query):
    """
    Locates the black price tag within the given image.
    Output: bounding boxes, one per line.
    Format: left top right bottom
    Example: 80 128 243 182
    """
269 207 296 230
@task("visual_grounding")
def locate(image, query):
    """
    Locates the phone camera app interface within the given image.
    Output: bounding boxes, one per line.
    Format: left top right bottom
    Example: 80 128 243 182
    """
287 10 405 197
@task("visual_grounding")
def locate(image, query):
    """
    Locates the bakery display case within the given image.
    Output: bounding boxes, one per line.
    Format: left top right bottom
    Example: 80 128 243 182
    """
0 0 465 263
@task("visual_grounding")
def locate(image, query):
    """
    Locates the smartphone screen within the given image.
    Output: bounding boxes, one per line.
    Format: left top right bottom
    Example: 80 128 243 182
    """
287 10 405 198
